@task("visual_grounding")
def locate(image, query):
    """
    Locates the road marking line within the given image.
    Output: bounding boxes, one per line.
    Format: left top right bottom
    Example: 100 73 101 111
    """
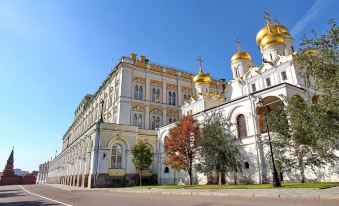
19 185 73 206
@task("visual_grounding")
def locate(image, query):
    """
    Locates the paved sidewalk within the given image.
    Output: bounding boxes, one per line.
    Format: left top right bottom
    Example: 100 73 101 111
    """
47 184 339 200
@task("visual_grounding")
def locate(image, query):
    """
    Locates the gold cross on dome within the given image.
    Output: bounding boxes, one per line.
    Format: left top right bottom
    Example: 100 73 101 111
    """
235 38 241 52
264 9 271 24
197 56 204 68
274 17 280 24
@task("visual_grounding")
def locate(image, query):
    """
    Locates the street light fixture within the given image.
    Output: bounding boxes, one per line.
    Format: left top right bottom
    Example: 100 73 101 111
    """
99 99 104 123
257 96 281 187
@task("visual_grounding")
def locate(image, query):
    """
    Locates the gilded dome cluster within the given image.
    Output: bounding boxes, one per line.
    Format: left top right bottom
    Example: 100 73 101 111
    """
256 16 292 49
230 11 292 64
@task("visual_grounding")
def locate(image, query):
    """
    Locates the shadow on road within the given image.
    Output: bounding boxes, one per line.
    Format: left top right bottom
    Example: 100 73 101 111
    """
0 191 26 198
0 200 59 206
0 190 20 193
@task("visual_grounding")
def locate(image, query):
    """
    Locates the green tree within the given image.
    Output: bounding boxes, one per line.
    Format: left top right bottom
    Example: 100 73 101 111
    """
200 111 242 186
295 19 338 96
294 20 339 145
268 21 339 182
132 141 153 186
164 115 201 185
267 96 334 182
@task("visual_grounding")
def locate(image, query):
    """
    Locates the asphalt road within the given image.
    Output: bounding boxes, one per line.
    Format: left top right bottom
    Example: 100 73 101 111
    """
0 185 338 206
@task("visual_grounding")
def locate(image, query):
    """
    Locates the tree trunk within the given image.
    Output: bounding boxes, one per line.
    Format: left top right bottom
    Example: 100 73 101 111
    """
188 163 193 185
140 169 142 186
298 151 306 183
300 164 306 183
234 171 237 185
173 170 176 185
218 171 222 186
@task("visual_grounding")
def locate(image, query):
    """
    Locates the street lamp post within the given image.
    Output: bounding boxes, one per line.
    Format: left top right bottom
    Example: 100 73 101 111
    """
257 97 281 187
93 99 104 188
99 99 104 123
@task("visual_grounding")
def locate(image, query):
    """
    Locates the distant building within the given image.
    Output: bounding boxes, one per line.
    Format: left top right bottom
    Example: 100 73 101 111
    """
37 162 49 184
14 169 29 176
0 148 37 185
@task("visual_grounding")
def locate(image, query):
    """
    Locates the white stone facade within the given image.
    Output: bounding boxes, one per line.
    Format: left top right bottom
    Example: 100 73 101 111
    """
47 53 223 188
47 14 338 188
157 17 339 185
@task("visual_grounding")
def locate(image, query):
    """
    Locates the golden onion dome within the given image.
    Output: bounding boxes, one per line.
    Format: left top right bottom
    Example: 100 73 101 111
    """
256 26 269 45
302 48 318 56
276 24 292 39
256 13 292 48
231 51 252 63
260 33 285 49
193 67 211 84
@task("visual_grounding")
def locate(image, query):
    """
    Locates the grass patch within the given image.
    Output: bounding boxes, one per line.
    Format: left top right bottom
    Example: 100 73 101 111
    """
132 182 339 189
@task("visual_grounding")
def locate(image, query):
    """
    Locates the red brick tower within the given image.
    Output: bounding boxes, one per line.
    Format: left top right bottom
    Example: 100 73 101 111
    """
0 148 22 185
3 148 15 176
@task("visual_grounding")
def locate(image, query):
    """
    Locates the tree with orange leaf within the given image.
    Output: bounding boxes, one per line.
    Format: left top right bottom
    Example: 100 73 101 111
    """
164 115 201 185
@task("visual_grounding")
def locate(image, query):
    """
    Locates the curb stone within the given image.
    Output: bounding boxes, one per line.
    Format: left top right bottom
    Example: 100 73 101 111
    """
46 184 339 200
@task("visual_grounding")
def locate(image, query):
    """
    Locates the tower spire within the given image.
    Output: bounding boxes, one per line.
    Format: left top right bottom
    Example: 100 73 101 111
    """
7 147 14 164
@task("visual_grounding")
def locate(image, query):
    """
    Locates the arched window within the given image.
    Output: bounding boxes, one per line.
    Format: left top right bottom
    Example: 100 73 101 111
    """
111 144 122 169
133 114 138 126
139 86 143 100
134 85 139 99
156 116 160 128
244 162 250 169
151 115 160 129
172 92 176 105
152 88 160 103
156 88 160 102
236 114 247 139
168 91 172 104
151 116 156 130
152 88 156 102
164 167 169 173
137 114 143 128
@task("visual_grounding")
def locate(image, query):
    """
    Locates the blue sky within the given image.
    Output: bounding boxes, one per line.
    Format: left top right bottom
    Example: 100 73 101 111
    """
0 0 338 172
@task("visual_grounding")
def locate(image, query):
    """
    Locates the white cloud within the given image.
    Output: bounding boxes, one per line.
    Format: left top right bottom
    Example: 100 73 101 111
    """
291 0 330 36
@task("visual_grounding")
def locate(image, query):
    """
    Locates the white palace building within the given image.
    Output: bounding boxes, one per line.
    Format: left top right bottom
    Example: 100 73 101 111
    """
47 13 339 187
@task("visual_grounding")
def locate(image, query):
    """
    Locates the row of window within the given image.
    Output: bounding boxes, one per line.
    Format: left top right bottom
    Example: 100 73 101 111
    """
132 113 177 129
134 85 180 106
251 71 288 92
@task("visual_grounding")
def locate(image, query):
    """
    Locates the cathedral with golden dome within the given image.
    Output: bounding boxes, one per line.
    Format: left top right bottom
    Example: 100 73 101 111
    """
46 11 338 188
159 11 339 185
